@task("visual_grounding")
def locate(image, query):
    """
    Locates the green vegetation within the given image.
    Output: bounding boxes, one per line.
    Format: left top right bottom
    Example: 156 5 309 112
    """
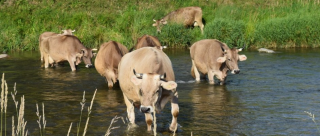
1 0 320 52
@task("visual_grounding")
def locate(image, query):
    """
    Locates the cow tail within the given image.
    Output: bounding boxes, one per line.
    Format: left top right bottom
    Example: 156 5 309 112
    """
191 64 196 78
112 41 125 56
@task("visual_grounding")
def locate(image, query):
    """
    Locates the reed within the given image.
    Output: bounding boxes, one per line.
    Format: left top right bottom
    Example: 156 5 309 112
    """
304 111 320 134
104 115 125 136
36 103 46 136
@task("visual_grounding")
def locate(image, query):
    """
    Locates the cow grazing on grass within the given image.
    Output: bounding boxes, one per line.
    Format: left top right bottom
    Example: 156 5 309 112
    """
152 6 204 34
129 35 165 52
39 29 75 62
118 47 179 131
94 41 128 88
190 39 247 85
42 35 94 71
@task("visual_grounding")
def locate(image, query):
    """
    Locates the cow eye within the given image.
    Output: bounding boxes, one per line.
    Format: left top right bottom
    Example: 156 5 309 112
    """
139 89 143 96
228 58 231 61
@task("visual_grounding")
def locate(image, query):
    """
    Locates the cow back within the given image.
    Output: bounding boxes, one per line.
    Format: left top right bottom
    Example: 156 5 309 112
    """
95 41 128 75
130 35 162 51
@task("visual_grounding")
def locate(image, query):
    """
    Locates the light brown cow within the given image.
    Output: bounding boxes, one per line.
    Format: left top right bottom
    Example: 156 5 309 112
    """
129 35 164 52
39 29 75 62
190 39 247 85
94 41 128 88
152 6 204 34
43 35 94 71
118 47 179 131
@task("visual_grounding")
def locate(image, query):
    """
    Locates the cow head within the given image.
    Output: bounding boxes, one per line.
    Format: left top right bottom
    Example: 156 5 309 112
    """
131 69 177 114
152 19 167 33
76 48 94 68
61 29 75 35
217 47 247 74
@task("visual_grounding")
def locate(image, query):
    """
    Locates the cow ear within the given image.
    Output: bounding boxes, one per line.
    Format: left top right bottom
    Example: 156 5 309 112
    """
161 81 177 90
76 50 84 58
217 57 226 63
162 20 168 25
238 55 247 61
131 75 142 86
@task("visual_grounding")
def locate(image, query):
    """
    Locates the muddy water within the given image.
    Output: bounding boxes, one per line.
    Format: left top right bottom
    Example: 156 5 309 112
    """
0 48 320 135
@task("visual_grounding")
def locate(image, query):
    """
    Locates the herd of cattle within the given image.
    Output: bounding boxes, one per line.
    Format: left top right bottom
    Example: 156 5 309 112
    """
38 6 247 132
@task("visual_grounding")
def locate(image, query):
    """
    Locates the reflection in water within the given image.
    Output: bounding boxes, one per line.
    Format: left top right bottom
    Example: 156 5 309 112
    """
189 84 244 135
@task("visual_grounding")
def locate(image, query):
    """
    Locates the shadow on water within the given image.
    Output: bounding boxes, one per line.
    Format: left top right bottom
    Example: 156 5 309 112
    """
1 48 320 135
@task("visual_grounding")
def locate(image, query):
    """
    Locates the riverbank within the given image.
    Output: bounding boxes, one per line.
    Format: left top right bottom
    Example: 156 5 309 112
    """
1 0 320 52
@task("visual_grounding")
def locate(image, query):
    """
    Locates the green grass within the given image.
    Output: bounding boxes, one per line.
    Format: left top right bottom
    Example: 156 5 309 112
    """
1 0 320 52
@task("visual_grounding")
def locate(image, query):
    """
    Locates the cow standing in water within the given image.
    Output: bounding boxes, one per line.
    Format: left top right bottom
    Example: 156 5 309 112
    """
129 35 164 52
94 41 128 88
152 6 204 34
190 39 247 85
39 29 75 63
42 35 94 71
118 47 179 132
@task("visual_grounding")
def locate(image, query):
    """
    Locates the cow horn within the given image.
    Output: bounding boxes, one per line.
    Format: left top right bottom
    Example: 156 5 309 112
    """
220 46 226 53
133 69 142 79
92 48 98 51
160 73 166 80
153 19 156 22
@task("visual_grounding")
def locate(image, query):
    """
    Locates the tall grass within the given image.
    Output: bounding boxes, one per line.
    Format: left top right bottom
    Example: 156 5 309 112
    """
1 0 320 52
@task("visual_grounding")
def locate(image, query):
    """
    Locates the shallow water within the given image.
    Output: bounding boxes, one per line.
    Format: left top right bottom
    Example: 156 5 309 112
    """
1 48 320 135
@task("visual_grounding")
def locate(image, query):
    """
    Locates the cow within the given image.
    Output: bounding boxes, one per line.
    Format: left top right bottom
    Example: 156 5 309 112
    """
39 29 75 62
129 35 164 52
118 47 179 132
152 6 204 34
94 41 128 88
190 39 247 85
42 35 94 71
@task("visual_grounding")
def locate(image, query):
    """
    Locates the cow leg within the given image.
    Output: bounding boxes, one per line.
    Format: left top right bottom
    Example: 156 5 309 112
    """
145 113 153 131
123 94 136 125
208 70 215 84
169 92 179 132
67 59 77 71
106 77 113 88
44 54 49 68
191 60 200 81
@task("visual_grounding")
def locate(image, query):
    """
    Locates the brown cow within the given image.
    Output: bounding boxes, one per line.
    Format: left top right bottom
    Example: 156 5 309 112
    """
129 35 164 52
118 47 179 131
190 39 247 85
42 35 94 71
152 6 204 34
39 29 75 62
94 41 128 88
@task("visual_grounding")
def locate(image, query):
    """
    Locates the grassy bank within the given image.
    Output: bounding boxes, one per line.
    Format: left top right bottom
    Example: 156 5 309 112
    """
0 0 320 52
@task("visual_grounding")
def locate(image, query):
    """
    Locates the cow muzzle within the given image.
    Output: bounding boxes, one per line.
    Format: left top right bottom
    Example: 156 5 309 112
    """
85 64 93 68
140 106 154 113
231 69 240 74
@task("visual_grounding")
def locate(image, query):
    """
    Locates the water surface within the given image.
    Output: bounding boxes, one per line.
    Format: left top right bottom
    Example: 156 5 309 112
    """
0 48 320 135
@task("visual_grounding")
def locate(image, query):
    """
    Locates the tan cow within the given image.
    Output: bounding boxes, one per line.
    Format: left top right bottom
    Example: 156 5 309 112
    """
118 47 179 131
129 35 164 52
94 41 128 88
42 35 94 71
39 29 75 62
190 39 247 85
152 6 204 34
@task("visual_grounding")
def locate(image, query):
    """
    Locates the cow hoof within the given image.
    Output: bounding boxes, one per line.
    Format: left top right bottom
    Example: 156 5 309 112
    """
195 78 200 81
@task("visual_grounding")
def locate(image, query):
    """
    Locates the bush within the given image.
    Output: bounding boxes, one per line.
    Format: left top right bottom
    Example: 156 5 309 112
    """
204 18 247 48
